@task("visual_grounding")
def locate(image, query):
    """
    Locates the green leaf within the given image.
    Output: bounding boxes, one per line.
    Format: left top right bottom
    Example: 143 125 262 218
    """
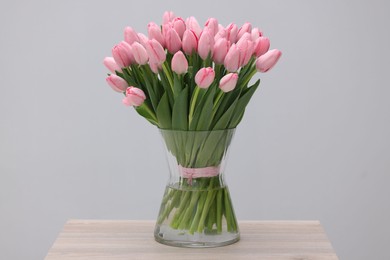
212 98 239 130
212 90 239 126
135 101 158 126
173 74 183 99
229 79 260 128
140 66 158 112
158 69 174 107
156 92 172 129
120 68 136 86
190 87 216 131
172 86 189 130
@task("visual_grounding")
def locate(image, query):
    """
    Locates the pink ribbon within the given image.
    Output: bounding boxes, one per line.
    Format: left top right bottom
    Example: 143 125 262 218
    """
178 165 220 185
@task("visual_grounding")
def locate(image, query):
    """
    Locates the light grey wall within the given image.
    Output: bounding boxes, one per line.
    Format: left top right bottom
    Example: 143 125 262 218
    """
1 0 389 259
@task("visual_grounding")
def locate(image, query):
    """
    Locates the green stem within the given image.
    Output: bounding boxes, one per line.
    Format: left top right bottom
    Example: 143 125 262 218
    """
189 191 207 234
207 198 216 231
178 191 201 230
198 191 217 233
213 90 224 110
216 189 223 233
162 62 174 90
197 178 217 233
170 190 191 229
188 87 200 124
157 190 182 224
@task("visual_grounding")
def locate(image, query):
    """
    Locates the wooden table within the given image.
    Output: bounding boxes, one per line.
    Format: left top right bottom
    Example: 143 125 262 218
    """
45 220 338 260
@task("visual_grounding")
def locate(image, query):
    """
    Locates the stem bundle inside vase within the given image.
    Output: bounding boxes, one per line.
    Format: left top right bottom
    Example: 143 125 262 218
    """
157 128 236 235
157 176 237 235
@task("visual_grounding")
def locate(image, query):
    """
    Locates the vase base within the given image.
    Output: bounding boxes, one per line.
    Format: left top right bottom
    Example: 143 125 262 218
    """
154 225 240 248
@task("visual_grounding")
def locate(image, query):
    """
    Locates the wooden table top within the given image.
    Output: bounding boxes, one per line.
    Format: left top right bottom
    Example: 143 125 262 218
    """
45 220 338 260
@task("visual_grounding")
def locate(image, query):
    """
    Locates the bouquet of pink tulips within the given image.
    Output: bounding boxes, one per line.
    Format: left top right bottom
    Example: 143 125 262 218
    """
104 11 281 237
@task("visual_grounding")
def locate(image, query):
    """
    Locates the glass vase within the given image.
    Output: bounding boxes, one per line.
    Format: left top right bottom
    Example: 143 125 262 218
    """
154 128 239 248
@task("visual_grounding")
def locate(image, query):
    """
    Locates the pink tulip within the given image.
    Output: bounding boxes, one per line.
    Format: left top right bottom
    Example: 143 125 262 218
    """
112 41 134 68
161 23 170 39
131 42 149 65
225 23 238 43
219 73 238 93
236 32 251 43
237 22 252 40
106 74 128 92
212 38 229 64
236 33 254 66
103 57 121 73
186 16 202 38
124 26 139 45
171 51 188 75
195 67 215 89
172 17 186 38
253 36 270 57
204 18 219 36
165 27 182 54
148 22 165 47
251 27 263 41
144 39 166 65
162 11 175 24
122 87 146 107
256 49 282 73
224 44 240 72
182 29 198 55
214 28 227 42
137 33 149 47
198 28 214 60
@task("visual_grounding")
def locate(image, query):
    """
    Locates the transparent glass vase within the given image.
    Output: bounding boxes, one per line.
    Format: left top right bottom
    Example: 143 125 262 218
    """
154 128 240 248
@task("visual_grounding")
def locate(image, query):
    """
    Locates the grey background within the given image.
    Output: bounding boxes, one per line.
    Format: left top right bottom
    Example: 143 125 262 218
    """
1 0 389 259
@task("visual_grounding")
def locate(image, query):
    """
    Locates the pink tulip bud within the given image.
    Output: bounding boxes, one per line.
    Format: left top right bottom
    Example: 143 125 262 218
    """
103 57 121 73
172 17 186 38
182 29 198 55
251 27 263 41
161 23 170 39
224 44 240 72
186 16 202 38
236 33 254 66
219 73 238 93
124 26 139 45
123 87 146 107
145 39 166 65
106 74 128 92
131 42 149 65
148 22 165 47
254 36 270 57
165 27 182 54
214 28 227 42
195 67 215 89
213 38 229 64
225 23 238 43
237 22 252 40
112 41 135 68
256 49 282 73
204 18 219 36
137 33 149 47
171 51 188 75
163 11 175 24
198 28 214 60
